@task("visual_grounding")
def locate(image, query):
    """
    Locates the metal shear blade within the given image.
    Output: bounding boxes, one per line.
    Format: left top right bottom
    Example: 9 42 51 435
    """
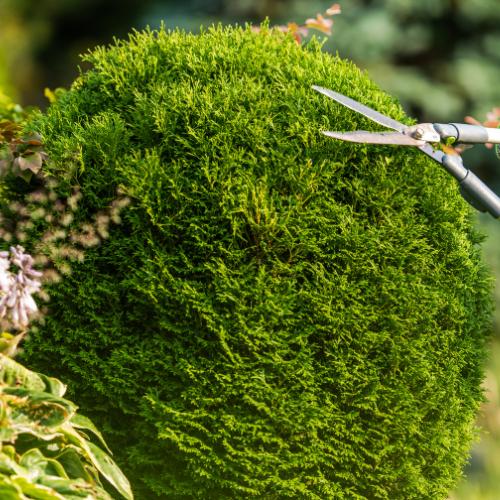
313 85 441 145
313 84 500 218
312 85 406 132
323 130 426 146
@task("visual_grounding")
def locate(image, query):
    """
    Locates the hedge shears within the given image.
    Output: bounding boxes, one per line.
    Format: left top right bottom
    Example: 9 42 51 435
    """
313 85 500 219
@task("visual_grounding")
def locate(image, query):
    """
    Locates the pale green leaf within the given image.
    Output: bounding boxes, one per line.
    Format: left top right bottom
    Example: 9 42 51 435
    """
55 447 94 483
0 475 25 499
19 449 68 480
70 414 112 454
85 442 133 500
38 374 67 398
0 355 46 392
12 476 65 500
4 388 76 427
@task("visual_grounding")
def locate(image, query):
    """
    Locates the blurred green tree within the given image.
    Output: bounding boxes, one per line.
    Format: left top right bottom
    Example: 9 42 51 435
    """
0 0 156 105
2 0 500 126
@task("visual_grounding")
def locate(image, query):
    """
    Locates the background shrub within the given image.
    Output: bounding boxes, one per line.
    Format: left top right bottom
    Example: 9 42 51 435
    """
7 25 493 498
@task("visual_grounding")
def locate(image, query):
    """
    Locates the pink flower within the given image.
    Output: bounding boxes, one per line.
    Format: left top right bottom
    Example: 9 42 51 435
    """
326 3 342 16
0 246 42 329
305 14 334 35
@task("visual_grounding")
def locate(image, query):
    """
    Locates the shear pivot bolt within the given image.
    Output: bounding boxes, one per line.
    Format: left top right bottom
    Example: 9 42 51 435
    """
413 127 425 139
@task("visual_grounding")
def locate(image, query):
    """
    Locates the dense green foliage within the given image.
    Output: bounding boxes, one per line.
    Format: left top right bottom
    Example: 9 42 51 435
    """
0 337 133 499
7 25 493 498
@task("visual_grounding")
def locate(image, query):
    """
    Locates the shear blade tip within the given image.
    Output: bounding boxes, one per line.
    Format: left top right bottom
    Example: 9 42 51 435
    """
312 85 329 94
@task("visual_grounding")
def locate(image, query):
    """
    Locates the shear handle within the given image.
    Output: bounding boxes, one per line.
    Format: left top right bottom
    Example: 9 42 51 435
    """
442 154 500 217
434 123 500 144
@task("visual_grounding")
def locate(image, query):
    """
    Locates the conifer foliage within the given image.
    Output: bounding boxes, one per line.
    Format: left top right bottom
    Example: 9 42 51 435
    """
10 25 493 498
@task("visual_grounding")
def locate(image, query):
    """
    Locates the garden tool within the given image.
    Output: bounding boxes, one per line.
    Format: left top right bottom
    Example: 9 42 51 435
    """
313 85 500 219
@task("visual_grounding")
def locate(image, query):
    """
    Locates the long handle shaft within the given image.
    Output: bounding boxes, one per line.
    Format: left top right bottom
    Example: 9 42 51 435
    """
442 154 500 218
434 123 500 144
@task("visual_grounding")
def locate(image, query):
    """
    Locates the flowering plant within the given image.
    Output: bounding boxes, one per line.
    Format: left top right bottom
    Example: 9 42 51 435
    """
253 3 341 43
0 246 133 499
0 104 133 498
0 245 42 330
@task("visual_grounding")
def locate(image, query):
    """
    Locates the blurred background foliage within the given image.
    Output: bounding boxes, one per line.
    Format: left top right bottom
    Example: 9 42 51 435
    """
1 0 500 498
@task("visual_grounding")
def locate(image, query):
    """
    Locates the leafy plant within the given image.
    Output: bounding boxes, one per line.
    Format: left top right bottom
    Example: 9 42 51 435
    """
0 343 133 500
0 247 133 500
7 24 493 499
0 99 134 498
0 126 46 182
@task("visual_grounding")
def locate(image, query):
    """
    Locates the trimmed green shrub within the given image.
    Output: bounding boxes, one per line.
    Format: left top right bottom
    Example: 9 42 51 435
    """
8 25 493 498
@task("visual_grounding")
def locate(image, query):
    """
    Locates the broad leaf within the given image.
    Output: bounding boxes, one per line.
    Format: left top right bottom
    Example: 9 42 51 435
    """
0 355 46 392
12 476 65 500
4 388 76 427
18 152 43 174
0 476 24 499
39 476 110 499
19 449 68 481
7 421 62 442
85 442 133 500
62 426 132 500
0 426 17 442
0 451 24 476
38 374 67 398
18 449 47 482
55 447 94 483
70 414 112 454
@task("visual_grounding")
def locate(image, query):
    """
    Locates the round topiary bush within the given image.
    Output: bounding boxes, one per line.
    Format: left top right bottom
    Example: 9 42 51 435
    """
10 25 492 498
